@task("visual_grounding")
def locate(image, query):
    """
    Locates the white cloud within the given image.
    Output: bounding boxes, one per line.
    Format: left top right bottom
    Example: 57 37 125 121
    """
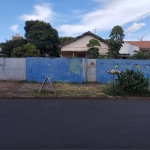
10 24 19 33
71 10 83 14
19 3 54 22
58 0 150 36
125 23 146 33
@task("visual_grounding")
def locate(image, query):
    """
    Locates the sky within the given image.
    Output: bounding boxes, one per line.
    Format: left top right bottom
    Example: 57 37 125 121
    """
0 0 150 43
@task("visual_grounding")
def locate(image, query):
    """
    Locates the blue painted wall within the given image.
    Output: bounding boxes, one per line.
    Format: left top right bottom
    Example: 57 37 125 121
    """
26 58 150 83
96 59 150 83
26 58 87 83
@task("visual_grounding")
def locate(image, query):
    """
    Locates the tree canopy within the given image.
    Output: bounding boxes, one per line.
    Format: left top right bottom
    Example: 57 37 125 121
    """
87 39 100 48
107 25 125 59
24 20 60 57
59 37 74 45
0 39 27 57
11 44 40 58
87 39 100 58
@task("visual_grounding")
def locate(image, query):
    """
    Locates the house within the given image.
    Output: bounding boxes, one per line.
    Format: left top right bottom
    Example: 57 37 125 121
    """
119 42 139 57
12 33 23 40
120 41 150 57
59 31 108 58
125 41 150 54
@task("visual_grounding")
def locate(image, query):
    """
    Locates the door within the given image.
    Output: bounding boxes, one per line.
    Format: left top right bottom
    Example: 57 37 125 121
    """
87 59 96 82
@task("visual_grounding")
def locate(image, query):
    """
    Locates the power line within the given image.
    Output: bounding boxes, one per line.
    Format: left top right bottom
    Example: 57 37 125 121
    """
122 12 150 28
101 12 150 37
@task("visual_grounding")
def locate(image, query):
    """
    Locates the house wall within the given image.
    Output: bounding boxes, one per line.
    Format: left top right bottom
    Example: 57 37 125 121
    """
0 58 26 80
120 42 139 55
61 53 73 58
61 53 88 58
61 35 108 55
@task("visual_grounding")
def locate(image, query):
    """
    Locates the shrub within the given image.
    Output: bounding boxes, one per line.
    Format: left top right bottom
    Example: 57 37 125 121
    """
102 69 150 96
116 69 149 96
87 39 100 59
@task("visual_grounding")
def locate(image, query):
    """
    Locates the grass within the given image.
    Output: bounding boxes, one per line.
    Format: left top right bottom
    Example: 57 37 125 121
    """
18 80 37 83
30 90 56 97
29 83 108 98
102 84 150 97
102 84 125 96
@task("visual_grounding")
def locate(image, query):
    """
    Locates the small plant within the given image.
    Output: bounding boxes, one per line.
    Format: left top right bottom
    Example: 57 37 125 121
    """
116 69 149 96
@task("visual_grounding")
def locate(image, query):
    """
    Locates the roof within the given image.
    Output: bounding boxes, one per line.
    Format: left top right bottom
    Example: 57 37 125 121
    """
59 31 108 47
125 41 150 49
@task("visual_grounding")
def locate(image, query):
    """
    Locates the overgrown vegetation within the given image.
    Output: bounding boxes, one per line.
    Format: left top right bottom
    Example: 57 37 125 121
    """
0 39 27 57
132 50 150 59
11 44 40 57
103 69 150 96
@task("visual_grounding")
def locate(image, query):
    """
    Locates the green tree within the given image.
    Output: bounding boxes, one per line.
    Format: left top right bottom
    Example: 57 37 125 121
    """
11 44 40 58
59 37 74 44
24 20 60 57
107 25 125 59
0 39 27 57
132 50 150 59
87 39 100 58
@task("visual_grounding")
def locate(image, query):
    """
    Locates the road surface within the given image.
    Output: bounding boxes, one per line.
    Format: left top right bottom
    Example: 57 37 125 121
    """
0 99 150 149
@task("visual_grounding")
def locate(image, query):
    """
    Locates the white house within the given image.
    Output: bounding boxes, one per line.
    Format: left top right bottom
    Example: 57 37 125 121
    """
59 31 108 58
120 41 150 57
120 42 139 56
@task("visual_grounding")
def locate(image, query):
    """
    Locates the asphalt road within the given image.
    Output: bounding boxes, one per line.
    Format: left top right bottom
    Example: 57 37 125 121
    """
0 99 150 149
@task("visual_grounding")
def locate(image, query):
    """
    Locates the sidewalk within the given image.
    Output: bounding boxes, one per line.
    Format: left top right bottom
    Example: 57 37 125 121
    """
0 81 149 100
0 81 107 99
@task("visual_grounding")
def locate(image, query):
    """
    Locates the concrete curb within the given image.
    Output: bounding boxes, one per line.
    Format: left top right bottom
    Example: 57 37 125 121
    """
0 95 150 100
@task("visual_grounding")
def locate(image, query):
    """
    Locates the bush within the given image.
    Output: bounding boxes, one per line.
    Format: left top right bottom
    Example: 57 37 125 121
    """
116 69 149 96
102 69 150 97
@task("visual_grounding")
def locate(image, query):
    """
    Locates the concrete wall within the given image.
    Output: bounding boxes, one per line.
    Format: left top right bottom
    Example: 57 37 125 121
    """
96 59 150 83
27 58 150 84
26 58 87 83
0 58 26 80
1 58 150 84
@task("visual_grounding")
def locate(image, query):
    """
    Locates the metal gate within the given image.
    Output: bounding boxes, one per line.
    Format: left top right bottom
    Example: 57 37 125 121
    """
0 58 26 81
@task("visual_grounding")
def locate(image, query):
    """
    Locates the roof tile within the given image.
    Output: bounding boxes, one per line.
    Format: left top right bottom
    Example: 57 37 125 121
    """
125 41 150 49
